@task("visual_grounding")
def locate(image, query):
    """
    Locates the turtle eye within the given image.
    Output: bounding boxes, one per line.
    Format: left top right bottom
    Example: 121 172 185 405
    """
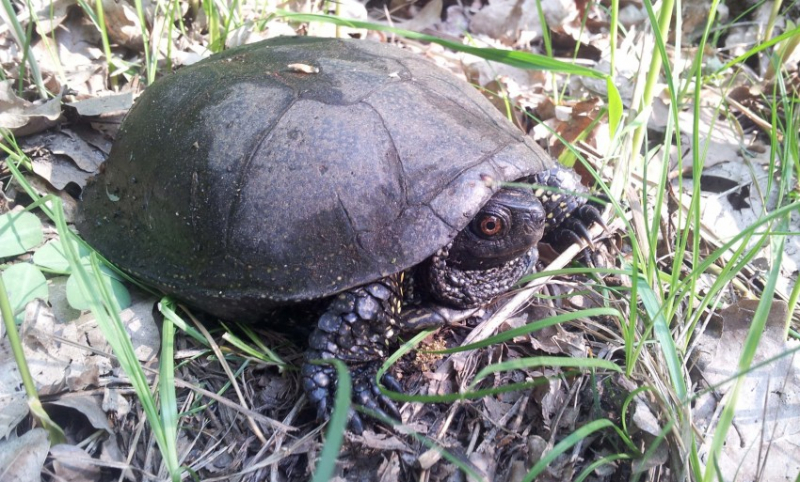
474 214 505 238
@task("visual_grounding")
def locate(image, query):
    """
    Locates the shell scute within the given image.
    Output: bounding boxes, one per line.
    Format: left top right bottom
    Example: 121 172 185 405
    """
79 37 554 320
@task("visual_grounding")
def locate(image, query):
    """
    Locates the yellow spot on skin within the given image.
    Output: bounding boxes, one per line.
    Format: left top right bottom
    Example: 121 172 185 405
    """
535 188 545 197
547 213 554 219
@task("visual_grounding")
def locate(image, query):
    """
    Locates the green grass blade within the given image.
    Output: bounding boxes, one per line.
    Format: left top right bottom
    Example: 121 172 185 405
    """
702 228 788 482
524 419 638 481
637 278 687 401
277 11 605 78
355 406 484 480
606 76 623 138
157 298 207 345
158 306 181 476
717 26 800 74
1 0 47 98
51 202 181 480
0 271 66 444
433 307 622 355
574 453 631 482
310 359 350 482
471 356 622 386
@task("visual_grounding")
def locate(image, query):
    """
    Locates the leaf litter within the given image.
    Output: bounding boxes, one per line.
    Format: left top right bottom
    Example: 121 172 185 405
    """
1 0 799 480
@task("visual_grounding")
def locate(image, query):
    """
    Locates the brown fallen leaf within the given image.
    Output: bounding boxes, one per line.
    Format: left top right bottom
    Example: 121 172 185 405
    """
0 339 29 439
101 0 144 50
30 153 93 191
30 0 73 36
0 80 62 136
23 128 106 189
51 444 103 481
67 92 133 117
0 428 50 481
47 394 113 434
21 300 97 395
692 299 800 481
32 15 106 96
470 0 544 45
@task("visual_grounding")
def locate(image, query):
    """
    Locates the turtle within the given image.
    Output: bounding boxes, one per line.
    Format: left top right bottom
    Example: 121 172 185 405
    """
77 36 603 429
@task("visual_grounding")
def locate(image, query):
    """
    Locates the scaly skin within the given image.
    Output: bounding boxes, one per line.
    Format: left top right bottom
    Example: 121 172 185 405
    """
301 166 604 430
301 276 405 429
529 166 605 250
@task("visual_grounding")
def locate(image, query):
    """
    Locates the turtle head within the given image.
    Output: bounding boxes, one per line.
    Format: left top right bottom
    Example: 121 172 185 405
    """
423 187 545 309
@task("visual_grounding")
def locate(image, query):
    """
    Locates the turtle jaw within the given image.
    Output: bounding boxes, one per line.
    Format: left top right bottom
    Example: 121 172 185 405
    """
423 243 538 309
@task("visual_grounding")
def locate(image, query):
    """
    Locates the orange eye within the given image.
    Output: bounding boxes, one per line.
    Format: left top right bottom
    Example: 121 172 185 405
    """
479 215 503 236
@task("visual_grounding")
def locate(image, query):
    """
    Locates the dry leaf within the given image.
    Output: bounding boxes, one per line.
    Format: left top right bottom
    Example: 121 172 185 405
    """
33 15 106 96
393 0 442 33
693 299 800 481
47 395 114 434
102 388 131 418
0 36 21 70
21 300 97 395
17 173 80 222
483 396 513 422
30 151 94 190
467 451 494 482
51 444 103 481
119 298 161 363
67 92 133 117
0 429 50 480
100 435 134 481
676 105 742 171
355 431 410 451
0 80 62 136
632 400 660 436
31 0 74 36
674 143 800 298
306 0 367 39
470 0 543 44
23 128 107 189
377 452 402 482
102 0 144 49
0 339 28 439
22 127 107 189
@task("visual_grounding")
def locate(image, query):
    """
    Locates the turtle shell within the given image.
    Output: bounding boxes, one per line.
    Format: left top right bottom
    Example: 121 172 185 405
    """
78 36 555 321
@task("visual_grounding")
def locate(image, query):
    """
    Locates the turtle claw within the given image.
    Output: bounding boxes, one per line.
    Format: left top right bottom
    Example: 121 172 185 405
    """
545 217 595 251
543 192 606 252
349 410 366 435
348 387 398 434
351 364 403 428
381 372 404 394
302 359 403 433
577 203 607 231
567 217 595 249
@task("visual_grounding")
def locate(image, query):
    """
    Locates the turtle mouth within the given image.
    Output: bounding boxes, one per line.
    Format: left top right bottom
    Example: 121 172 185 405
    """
422 243 539 309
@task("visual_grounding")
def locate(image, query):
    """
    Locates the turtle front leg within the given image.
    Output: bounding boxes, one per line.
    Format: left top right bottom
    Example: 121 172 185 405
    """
301 276 405 432
527 166 606 251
